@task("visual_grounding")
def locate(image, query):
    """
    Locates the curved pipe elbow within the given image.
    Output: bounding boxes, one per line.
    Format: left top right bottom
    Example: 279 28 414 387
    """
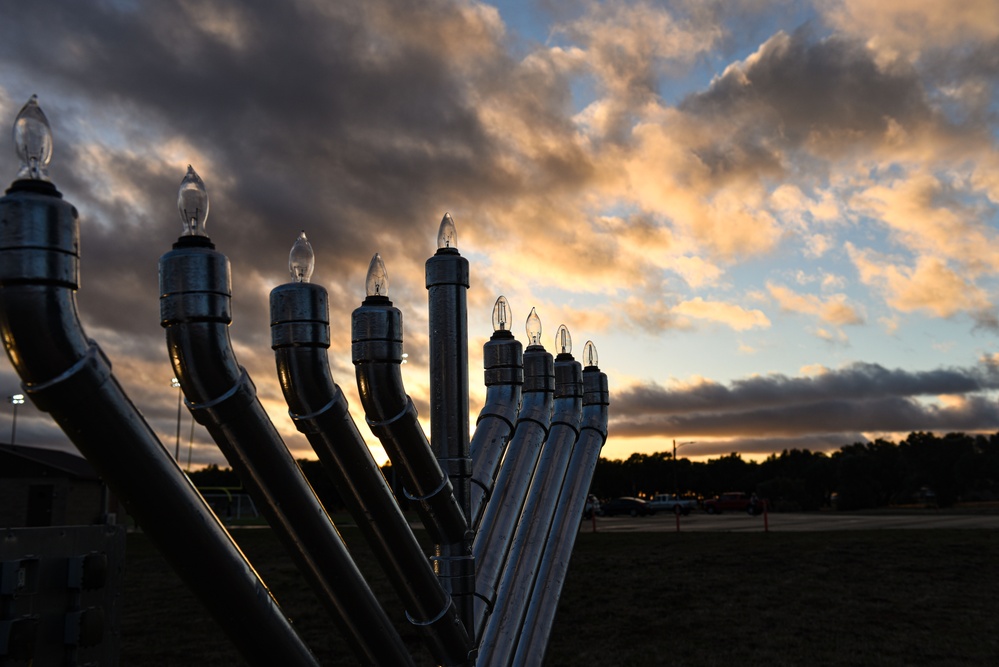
352 298 469 544
164 322 243 404
0 185 320 666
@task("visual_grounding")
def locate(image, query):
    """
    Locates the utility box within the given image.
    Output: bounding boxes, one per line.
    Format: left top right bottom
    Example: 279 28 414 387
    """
1 524 124 665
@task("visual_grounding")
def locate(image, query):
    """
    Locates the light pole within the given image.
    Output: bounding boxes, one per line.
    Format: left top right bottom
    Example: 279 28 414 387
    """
9 393 24 445
186 415 195 471
171 377 181 460
673 439 697 497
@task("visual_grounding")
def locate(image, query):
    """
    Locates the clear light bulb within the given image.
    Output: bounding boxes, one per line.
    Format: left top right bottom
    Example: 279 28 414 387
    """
583 340 598 368
526 307 542 346
492 295 511 332
289 231 315 283
366 252 389 297
437 212 457 250
177 165 209 236
13 95 53 181
555 324 572 355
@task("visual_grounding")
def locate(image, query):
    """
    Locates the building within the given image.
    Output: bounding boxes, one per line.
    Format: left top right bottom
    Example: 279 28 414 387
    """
0 444 112 527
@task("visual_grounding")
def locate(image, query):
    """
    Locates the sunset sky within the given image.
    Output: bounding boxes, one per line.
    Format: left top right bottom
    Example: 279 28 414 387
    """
2 0 999 466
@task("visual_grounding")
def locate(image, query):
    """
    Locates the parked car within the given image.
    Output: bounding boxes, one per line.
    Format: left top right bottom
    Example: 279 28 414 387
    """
647 493 697 515
600 497 655 517
704 492 765 515
583 494 601 519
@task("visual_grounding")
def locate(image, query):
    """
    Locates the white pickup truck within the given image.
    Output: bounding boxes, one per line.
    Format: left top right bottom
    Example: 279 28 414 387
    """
647 494 698 515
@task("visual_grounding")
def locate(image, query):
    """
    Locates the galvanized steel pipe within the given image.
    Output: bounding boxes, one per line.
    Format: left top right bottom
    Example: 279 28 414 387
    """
426 241 477 643
468 328 523 530
270 281 472 666
472 344 553 637
160 238 413 667
476 351 582 667
511 365 609 667
351 294 469 546
0 180 319 667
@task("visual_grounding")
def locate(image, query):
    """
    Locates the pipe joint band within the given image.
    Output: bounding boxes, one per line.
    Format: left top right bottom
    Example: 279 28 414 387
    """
579 424 609 446
425 254 469 288
185 368 256 426
0 247 78 288
404 597 454 628
469 475 490 500
442 456 472 480
160 291 232 325
551 419 581 434
483 366 523 386
365 395 415 431
402 470 449 503
288 390 349 435
351 340 404 364
271 320 330 348
23 343 111 413
474 410 515 433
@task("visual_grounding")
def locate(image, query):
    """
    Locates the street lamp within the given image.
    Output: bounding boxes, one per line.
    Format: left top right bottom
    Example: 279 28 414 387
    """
673 439 697 497
171 377 182 460
9 393 24 445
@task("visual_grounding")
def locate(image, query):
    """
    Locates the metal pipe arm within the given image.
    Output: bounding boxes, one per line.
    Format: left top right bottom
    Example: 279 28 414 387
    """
511 367 609 667
468 330 523 530
0 180 319 667
472 345 554 637
271 281 472 666
476 354 582 667
160 239 413 667
352 295 468 546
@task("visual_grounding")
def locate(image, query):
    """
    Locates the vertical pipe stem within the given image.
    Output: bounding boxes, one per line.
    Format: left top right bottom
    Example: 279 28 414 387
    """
426 245 475 643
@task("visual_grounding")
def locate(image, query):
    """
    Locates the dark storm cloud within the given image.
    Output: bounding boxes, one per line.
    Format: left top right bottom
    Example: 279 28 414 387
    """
678 27 932 174
611 361 999 439
611 394 999 439
0 0 546 336
613 361 999 416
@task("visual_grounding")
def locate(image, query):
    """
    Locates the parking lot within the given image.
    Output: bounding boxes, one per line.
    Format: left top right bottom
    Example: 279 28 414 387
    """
580 510 999 532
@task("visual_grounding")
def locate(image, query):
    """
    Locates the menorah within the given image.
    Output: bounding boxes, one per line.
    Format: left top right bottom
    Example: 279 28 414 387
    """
0 96 609 666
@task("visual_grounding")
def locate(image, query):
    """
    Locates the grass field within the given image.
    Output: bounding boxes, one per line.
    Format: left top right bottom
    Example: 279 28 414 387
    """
121 525 999 666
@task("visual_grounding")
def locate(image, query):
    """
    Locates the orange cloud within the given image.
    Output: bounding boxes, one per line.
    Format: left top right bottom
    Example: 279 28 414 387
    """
767 283 865 326
850 171 999 274
847 244 993 318
823 0 999 62
673 297 770 331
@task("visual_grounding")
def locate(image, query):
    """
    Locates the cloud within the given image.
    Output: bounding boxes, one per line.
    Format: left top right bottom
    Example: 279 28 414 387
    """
673 297 770 331
612 359 999 417
847 243 995 322
611 393 999 439
849 170 999 274
768 282 864 326
679 28 932 158
610 360 999 443
2 1 998 469
822 0 999 63
557 0 722 138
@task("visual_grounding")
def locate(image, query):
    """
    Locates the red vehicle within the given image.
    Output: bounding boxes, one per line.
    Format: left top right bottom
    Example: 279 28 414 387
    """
704 492 764 515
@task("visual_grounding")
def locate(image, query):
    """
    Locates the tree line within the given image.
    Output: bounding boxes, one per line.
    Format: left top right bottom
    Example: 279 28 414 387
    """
188 431 999 514
590 431 999 511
